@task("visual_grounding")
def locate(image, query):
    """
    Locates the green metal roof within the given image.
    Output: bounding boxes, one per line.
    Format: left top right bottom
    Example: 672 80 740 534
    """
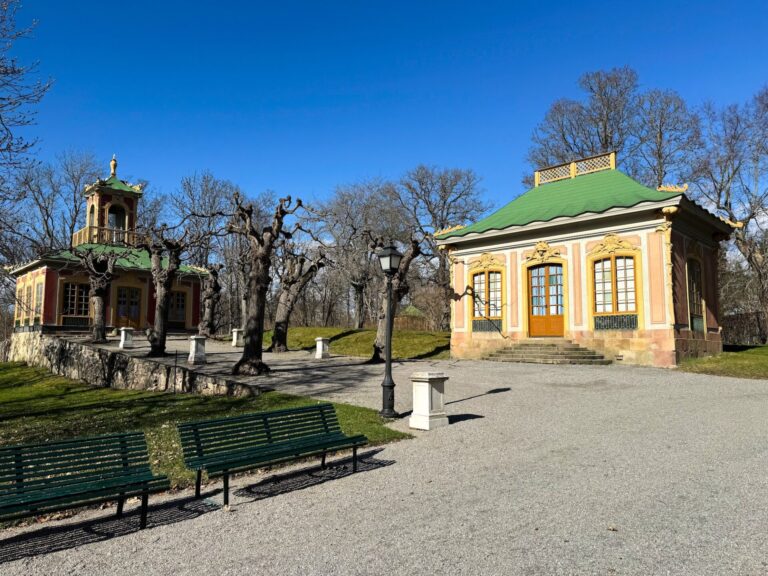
84 175 143 196
437 169 683 239
43 244 205 275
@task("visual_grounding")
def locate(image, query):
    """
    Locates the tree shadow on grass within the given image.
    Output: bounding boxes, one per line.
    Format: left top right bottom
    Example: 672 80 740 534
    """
408 344 450 360
234 448 394 502
0 495 217 564
296 329 362 352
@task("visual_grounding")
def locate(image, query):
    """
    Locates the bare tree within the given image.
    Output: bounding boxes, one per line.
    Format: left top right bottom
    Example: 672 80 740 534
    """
136 226 186 357
230 193 302 375
632 89 701 188
369 236 422 363
528 66 639 178
171 171 233 267
5 151 100 255
316 180 407 329
392 165 488 330
0 0 51 202
198 263 223 337
268 243 326 352
691 89 768 340
73 247 119 342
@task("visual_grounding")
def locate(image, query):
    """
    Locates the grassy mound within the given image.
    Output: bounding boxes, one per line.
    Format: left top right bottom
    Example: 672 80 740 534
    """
263 327 450 359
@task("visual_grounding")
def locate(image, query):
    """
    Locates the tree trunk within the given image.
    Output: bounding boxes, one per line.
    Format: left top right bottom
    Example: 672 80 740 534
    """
198 266 222 337
269 289 293 352
146 249 179 357
89 287 108 343
148 282 171 356
234 262 271 374
352 283 366 329
436 252 452 332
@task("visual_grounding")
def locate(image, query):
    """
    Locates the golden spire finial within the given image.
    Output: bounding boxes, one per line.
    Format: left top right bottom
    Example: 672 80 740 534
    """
110 154 117 177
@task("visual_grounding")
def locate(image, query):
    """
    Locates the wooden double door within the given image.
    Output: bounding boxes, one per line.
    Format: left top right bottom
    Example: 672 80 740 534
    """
528 264 564 337
116 287 142 328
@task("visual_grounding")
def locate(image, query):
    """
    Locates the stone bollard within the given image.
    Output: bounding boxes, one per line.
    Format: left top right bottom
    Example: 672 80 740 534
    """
119 327 134 349
315 337 330 359
189 335 206 365
409 372 449 430
232 328 244 347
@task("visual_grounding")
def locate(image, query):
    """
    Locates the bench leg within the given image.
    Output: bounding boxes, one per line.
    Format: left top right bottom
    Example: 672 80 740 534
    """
321 452 327 470
195 470 202 498
139 491 149 530
223 472 229 506
116 495 125 518
353 447 358 473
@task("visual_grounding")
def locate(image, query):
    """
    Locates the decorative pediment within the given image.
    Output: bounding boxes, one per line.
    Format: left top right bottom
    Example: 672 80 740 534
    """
468 252 505 271
525 241 561 264
589 233 638 257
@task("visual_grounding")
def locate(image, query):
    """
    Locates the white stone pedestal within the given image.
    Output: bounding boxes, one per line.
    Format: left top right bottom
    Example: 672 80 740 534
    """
232 329 244 347
409 372 449 430
315 337 330 359
189 336 206 365
119 327 134 349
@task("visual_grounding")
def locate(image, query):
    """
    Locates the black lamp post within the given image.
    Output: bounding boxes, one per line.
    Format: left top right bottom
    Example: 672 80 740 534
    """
377 244 403 418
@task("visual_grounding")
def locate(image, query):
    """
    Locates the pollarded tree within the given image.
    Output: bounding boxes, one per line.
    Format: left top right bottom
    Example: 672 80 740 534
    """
230 193 303 375
136 227 185 357
268 243 326 352
72 248 119 343
198 263 223 337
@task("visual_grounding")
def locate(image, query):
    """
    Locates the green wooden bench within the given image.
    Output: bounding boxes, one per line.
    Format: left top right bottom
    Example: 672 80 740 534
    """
178 404 368 505
0 432 169 529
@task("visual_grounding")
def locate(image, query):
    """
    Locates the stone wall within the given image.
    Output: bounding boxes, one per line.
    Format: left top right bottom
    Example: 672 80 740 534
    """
8 332 258 397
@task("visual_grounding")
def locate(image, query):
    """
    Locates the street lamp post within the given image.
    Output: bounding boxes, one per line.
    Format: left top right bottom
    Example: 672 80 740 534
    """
377 244 403 418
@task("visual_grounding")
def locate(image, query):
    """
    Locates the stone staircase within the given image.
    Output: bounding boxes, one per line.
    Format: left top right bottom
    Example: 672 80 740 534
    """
484 339 612 365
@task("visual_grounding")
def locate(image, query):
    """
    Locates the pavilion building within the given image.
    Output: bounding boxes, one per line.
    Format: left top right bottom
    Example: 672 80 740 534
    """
11 157 204 333
435 152 733 367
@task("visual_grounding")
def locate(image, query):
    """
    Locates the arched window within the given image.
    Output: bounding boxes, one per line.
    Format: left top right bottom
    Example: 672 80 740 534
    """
89 204 95 227
593 256 636 314
472 270 502 331
687 258 704 332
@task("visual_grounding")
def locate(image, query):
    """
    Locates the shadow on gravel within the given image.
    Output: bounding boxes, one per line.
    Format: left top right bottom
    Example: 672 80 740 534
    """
234 448 395 502
0 496 217 565
448 414 484 425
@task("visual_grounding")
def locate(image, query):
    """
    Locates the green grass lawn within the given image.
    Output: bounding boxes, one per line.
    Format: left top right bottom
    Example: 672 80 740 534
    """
262 326 451 359
679 346 768 379
0 362 410 488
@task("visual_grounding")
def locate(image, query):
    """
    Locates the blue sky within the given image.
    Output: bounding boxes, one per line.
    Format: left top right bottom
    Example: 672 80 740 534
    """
16 1 768 210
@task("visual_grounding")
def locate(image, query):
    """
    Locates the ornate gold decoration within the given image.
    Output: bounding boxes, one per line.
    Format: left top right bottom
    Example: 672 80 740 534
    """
110 154 117 177
589 233 638 257
525 241 561 264
723 218 744 229
661 206 679 217
657 183 688 193
468 252 505 271
434 224 466 237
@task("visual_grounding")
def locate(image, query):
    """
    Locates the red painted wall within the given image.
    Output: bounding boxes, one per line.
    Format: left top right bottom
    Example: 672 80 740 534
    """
43 268 58 324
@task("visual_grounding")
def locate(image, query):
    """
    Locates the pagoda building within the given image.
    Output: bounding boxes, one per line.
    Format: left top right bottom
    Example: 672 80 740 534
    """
436 152 734 367
11 156 204 332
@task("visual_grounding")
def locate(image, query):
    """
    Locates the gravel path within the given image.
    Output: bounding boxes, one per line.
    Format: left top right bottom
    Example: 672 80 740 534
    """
3 359 768 575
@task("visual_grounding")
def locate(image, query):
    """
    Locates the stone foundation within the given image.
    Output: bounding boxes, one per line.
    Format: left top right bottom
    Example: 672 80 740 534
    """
450 326 717 368
7 332 258 397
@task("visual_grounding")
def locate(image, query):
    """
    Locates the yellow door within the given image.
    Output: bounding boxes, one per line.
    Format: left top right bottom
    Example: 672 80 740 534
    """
116 287 141 328
528 264 564 337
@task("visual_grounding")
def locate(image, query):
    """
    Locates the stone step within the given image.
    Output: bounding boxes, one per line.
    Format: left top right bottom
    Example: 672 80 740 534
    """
487 353 606 361
486 357 613 365
501 345 585 352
